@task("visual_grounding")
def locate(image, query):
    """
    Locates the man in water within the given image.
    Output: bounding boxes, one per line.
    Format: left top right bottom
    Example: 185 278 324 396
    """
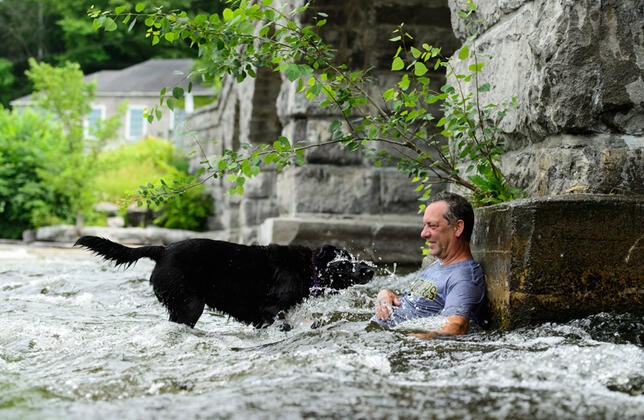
372 192 486 339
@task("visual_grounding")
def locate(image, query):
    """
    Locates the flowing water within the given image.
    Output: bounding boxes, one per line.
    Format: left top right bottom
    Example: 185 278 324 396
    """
1 243 642 419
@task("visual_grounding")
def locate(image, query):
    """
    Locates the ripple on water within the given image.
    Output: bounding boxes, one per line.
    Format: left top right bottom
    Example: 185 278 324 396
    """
0 245 642 419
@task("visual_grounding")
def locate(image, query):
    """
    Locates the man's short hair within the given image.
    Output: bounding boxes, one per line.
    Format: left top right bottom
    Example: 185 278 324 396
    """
428 192 474 241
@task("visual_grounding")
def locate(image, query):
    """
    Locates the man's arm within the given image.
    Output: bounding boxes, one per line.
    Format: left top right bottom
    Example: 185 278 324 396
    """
407 314 469 339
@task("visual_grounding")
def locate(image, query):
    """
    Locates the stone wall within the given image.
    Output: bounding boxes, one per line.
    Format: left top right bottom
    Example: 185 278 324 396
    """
178 0 459 266
178 1 642 280
448 0 643 196
472 195 643 329
453 0 643 326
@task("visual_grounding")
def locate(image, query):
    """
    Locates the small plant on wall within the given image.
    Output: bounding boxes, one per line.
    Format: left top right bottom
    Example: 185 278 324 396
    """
90 0 521 208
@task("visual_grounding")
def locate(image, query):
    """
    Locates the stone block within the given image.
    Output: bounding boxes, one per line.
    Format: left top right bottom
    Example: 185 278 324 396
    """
280 118 365 165
258 214 424 270
276 165 381 214
239 198 280 226
244 171 276 199
503 133 643 197
472 194 644 330
379 168 441 213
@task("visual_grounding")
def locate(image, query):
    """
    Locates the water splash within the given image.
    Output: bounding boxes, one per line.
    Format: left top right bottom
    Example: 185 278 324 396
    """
0 244 642 419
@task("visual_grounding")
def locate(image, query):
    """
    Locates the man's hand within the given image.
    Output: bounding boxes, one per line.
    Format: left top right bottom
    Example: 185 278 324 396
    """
374 289 400 320
407 315 469 339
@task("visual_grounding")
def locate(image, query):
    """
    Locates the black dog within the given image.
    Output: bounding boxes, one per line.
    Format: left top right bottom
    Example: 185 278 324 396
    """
75 236 374 328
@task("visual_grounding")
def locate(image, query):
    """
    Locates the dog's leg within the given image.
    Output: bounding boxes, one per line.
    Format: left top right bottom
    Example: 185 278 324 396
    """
167 295 205 328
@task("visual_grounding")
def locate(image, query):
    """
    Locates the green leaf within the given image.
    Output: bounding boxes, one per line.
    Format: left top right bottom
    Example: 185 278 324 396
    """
172 86 184 99
458 45 469 60
222 8 234 21
135 3 145 13
414 61 428 76
104 17 118 32
469 62 485 72
285 64 300 81
391 56 404 71
329 119 342 134
398 74 410 91
164 32 176 42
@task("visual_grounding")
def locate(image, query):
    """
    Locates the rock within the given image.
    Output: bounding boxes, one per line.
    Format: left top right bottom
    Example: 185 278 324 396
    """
472 194 644 329
448 0 643 195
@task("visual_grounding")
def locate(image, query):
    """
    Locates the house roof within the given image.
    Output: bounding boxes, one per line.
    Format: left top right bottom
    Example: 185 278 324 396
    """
11 58 213 106
90 58 213 96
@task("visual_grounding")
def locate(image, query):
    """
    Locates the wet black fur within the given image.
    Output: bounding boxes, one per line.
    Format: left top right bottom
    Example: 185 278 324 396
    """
74 236 374 328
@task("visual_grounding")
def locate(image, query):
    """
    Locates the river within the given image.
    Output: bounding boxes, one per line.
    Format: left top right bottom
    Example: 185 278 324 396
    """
1 243 642 419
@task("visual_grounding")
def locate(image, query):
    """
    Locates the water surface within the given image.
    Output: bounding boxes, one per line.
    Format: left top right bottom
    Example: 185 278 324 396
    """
1 243 642 419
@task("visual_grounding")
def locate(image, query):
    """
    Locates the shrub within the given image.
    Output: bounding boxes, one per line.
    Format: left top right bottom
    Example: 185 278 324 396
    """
92 137 213 230
0 108 75 238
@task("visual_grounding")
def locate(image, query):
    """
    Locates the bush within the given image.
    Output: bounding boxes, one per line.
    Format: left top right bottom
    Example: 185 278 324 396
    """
152 184 213 231
0 108 75 238
92 137 213 231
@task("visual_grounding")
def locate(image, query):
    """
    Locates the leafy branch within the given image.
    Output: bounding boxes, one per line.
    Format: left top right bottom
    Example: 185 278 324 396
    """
90 0 521 207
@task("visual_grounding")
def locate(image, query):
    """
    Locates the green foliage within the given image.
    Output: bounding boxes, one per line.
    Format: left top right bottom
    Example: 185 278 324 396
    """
152 186 213 231
92 138 213 231
0 108 74 238
0 0 227 107
0 59 128 239
24 59 121 223
0 58 16 106
93 137 180 202
90 0 522 207
26 59 94 150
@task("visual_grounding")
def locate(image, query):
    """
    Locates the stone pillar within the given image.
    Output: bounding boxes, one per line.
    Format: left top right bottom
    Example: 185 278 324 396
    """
447 0 643 195
259 0 458 266
472 195 643 329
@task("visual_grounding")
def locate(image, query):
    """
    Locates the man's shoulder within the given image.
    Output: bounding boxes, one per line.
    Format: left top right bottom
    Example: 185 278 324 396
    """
443 259 484 283
418 259 482 279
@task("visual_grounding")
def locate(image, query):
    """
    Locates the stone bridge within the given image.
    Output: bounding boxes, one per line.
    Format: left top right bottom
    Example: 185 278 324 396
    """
176 0 643 327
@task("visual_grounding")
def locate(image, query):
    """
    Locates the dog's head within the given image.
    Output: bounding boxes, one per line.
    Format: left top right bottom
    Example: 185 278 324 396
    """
313 245 374 290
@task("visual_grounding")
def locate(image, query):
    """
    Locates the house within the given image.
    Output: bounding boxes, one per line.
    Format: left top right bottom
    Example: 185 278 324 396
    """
11 58 215 143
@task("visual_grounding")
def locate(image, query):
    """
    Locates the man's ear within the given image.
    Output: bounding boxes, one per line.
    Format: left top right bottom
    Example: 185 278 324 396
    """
453 219 465 238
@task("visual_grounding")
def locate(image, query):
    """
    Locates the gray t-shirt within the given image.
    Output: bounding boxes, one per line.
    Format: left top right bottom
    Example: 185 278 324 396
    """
372 259 485 328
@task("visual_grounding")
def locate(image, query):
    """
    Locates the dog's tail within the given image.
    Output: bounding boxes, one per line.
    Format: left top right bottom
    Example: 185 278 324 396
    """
74 235 164 268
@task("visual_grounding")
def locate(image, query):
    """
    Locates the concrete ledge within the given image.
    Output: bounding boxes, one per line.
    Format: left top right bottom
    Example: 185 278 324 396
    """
472 194 644 329
26 225 229 246
259 214 425 269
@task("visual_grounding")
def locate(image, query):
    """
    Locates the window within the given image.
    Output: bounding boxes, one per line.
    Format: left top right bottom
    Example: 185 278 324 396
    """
85 106 105 138
126 107 147 140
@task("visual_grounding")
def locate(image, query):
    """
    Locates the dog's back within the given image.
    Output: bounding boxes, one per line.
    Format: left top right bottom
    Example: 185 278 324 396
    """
152 239 315 325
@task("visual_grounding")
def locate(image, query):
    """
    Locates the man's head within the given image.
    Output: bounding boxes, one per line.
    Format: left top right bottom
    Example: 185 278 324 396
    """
428 192 474 240
421 192 474 261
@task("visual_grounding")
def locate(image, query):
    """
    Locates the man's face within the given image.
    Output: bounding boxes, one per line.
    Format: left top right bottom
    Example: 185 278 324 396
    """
420 201 456 260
